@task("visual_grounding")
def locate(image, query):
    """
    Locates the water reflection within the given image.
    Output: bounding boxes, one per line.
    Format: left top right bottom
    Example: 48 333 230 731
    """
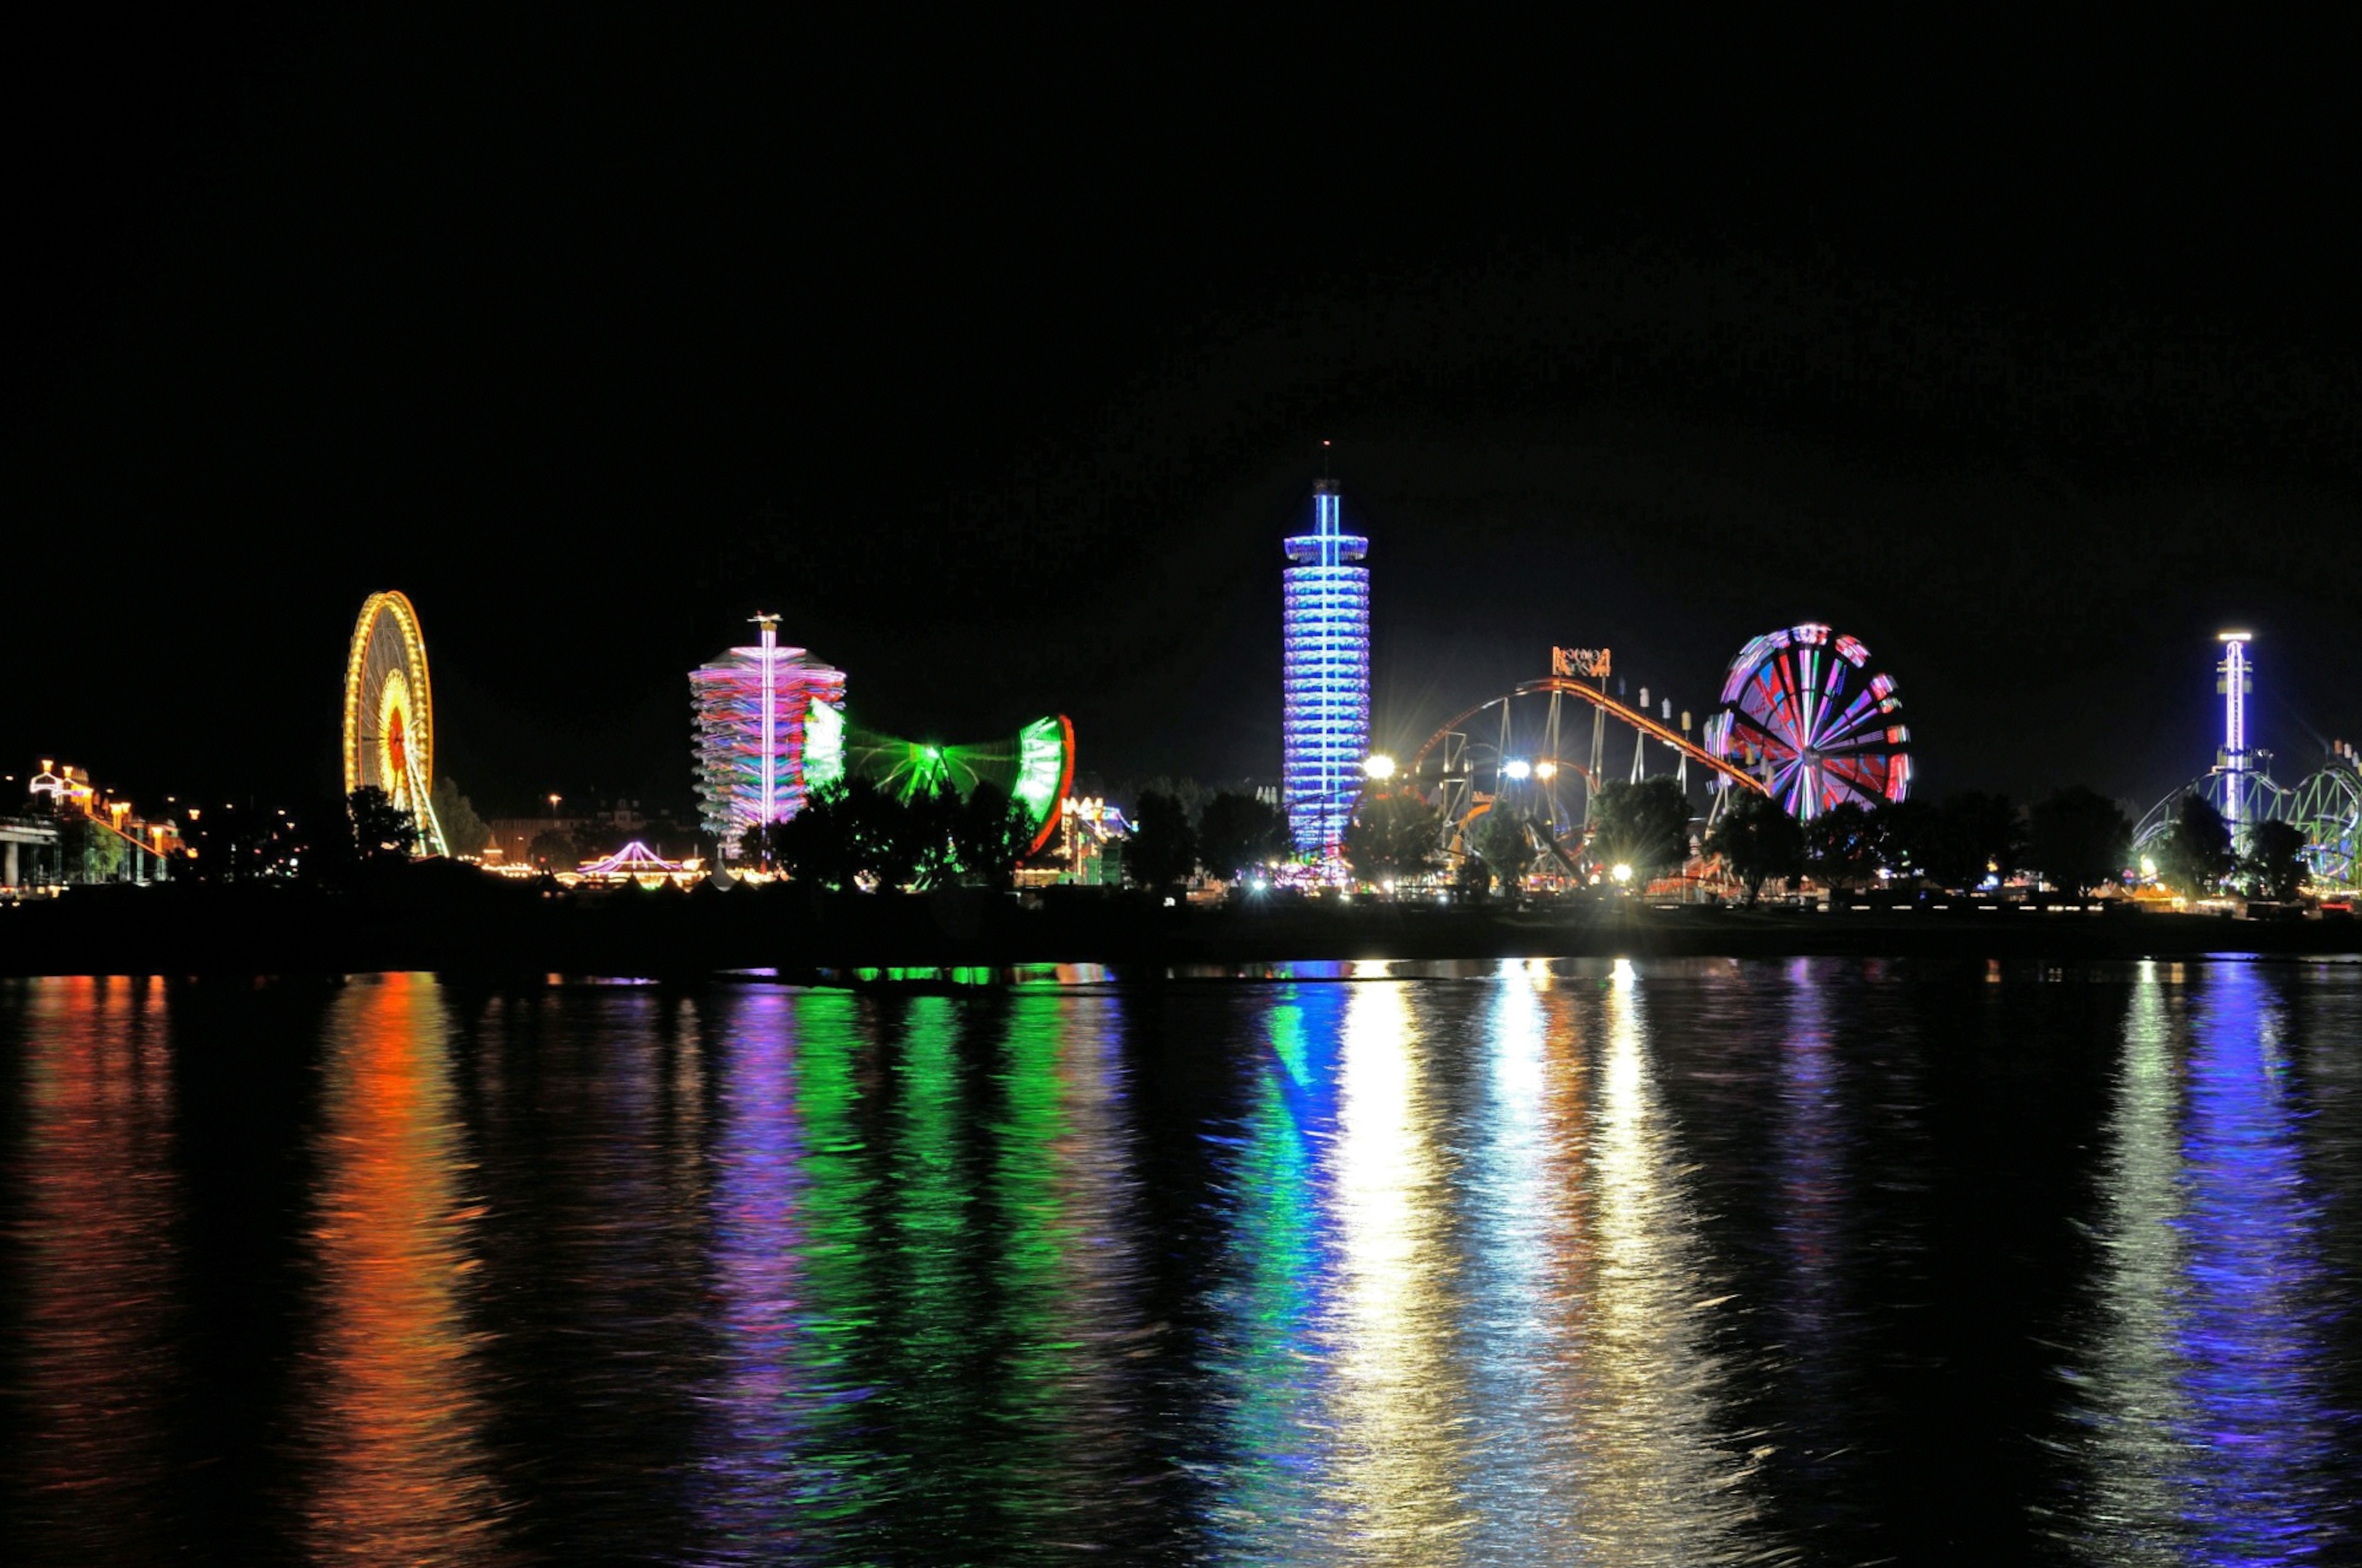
1196 962 1771 1564
1457 960 1586 1564
292 973 507 1564
11 978 181 1566
1572 960 1766 1562
2059 962 2348 1563
1325 978 1476 1558
1198 985 1340 1558
982 994 1145 1555
694 987 859 1561
690 990 1155 1562
6 965 2360 1564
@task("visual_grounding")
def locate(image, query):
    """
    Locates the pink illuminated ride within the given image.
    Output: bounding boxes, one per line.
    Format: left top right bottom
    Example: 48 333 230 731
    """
690 615 848 861
1703 624 1912 819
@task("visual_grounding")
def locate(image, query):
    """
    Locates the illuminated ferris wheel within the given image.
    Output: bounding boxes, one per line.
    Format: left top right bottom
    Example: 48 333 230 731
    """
341 590 448 855
1703 623 1911 819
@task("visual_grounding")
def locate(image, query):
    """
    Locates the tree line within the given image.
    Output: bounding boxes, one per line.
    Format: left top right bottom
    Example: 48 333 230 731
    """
738 778 1041 891
1131 778 2312 907
1701 786 2305 905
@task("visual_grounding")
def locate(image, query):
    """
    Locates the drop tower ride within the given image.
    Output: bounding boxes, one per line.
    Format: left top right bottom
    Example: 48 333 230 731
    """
2218 630 2254 830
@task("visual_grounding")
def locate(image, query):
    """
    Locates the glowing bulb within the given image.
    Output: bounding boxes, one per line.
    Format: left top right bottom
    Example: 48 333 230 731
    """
1533 760 1558 780
1503 758 1532 781
1363 753 1396 781
1612 862 1634 885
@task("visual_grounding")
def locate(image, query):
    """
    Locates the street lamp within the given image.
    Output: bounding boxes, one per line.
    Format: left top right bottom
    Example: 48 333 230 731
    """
1363 754 1396 781
1611 862 1634 886
1503 758 1532 781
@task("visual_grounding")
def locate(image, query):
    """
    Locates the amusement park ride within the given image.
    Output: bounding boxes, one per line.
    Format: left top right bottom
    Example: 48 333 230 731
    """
2133 633 2360 891
342 590 450 856
690 613 1075 862
334 595 1077 872
1403 625 1914 871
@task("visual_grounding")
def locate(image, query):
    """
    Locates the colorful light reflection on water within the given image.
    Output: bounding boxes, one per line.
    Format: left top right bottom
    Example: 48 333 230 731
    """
1 960 2358 1564
2053 961 2353 1564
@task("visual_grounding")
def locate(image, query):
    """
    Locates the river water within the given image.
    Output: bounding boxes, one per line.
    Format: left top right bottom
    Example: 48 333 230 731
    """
2 958 2357 1566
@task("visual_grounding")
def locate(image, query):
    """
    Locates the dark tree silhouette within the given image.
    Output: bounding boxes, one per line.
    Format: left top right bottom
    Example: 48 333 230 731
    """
1591 778 1692 885
769 778 1032 892
2026 785 2134 896
1703 790 1804 905
528 826 579 869
2239 819 2308 902
1198 790 1294 882
348 786 418 862
951 780 1037 889
1127 790 1198 891
1342 791 1441 886
430 776 493 858
2156 794 2235 898
1469 805 1537 898
1805 801 1879 892
899 781 962 891
1870 797 1940 883
769 786 856 889
1931 791 2024 892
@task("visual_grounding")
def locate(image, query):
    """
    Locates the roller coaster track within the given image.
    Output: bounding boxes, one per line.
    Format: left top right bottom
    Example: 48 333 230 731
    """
1409 677 1770 795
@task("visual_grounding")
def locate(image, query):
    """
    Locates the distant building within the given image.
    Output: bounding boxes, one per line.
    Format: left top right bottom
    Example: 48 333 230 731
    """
487 800 698 869
487 814 590 869
690 615 847 859
1281 479 1370 861
17 761 176 887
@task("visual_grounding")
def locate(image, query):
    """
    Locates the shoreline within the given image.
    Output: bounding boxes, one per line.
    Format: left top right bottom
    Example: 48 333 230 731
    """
4 878 2356 977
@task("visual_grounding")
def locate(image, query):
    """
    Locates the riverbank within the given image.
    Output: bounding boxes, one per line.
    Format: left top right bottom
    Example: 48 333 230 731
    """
4 872 2356 976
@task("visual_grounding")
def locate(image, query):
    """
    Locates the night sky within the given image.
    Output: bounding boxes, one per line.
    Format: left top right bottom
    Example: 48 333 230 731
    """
14 20 2358 821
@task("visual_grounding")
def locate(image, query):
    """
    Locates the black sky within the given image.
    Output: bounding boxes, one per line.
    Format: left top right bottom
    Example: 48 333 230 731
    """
12 18 2358 820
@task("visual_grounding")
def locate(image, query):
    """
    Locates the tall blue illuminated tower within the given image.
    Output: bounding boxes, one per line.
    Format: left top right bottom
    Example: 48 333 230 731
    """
1282 479 1370 859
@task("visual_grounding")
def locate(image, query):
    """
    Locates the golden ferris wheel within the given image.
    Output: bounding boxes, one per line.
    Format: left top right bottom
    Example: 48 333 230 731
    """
341 590 448 855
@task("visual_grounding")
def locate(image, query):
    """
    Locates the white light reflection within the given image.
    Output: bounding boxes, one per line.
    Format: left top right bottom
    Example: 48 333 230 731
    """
1327 979 1477 1556
1579 956 1765 1561
1458 957 1585 1562
2060 969 2189 1562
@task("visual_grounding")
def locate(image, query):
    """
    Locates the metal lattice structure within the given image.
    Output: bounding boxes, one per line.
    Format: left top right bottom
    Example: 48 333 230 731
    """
2284 757 2361 888
1410 675 1766 858
2137 755 2361 892
1703 624 1912 819
690 615 847 857
1282 479 1370 860
342 591 449 856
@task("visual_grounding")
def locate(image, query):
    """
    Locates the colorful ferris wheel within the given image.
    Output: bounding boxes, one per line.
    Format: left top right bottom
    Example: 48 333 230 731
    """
341 590 448 855
1703 623 1911 819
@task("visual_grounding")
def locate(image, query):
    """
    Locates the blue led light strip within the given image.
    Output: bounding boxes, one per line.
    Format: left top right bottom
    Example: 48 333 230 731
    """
1280 483 1370 859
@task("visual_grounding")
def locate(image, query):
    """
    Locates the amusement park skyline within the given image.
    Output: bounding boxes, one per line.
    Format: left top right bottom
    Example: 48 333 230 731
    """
10 22 2358 821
